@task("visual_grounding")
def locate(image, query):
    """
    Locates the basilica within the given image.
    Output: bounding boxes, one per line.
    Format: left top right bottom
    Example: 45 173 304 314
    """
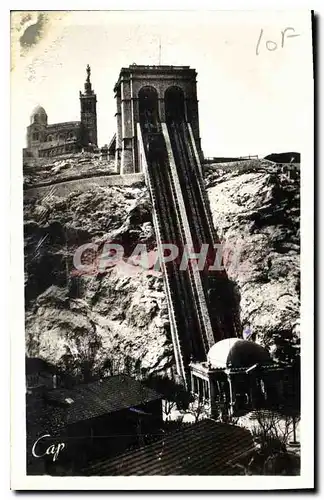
23 65 98 160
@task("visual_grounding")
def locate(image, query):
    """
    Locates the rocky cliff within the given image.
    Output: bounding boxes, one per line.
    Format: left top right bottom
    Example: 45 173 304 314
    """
24 157 300 381
206 160 300 361
23 152 115 188
24 177 174 381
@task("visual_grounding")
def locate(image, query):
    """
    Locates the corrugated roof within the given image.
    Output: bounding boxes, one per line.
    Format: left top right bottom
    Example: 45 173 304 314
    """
82 419 255 476
26 375 162 433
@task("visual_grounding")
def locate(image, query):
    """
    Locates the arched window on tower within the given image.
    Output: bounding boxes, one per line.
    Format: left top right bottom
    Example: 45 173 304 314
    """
138 86 159 134
165 86 186 124
32 132 39 141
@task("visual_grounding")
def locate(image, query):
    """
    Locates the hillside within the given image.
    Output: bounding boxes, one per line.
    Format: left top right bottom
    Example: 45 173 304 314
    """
23 152 115 189
206 161 300 359
24 157 300 381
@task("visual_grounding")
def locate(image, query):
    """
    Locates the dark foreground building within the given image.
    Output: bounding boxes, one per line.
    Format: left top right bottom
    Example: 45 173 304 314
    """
26 375 162 475
82 419 255 476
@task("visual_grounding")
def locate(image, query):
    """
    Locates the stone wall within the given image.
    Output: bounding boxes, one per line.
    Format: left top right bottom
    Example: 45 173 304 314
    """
24 173 145 200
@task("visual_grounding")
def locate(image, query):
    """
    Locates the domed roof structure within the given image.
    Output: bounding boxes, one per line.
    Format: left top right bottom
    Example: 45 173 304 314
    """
207 338 271 369
30 105 47 124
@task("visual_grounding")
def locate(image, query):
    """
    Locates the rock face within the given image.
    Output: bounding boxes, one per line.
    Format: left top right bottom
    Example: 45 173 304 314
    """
24 179 174 381
23 152 115 188
206 161 300 359
24 157 300 382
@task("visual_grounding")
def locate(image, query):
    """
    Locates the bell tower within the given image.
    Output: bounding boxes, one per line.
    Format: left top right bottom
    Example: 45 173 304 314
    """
80 65 98 148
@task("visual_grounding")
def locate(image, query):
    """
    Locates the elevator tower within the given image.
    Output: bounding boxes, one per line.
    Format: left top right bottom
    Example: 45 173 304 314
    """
113 65 203 174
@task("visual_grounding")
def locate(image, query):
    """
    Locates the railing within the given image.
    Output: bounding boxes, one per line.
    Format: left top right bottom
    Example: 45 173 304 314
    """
204 155 259 164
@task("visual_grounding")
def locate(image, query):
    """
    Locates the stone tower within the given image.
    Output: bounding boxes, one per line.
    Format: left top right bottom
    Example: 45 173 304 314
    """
113 65 203 174
26 105 48 156
79 65 98 148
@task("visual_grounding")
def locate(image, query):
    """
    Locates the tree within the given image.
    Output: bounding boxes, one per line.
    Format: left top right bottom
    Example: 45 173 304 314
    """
271 332 300 365
163 399 178 421
144 375 191 410
251 409 299 447
246 410 301 475
60 320 102 383
186 398 209 423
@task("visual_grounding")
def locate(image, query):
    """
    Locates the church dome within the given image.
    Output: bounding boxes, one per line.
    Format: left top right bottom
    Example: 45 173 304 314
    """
207 338 271 369
30 105 48 125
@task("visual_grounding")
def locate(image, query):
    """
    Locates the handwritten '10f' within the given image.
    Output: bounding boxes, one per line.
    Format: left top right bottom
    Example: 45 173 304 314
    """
256 27 300 55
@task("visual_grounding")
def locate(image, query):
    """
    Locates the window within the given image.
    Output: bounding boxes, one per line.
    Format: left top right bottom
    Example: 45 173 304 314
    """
84 102 93 113
165 86 186 123
32 132 39 141
192 375 198 395
203 380 209 400
139 86 159 133
198 378 204 401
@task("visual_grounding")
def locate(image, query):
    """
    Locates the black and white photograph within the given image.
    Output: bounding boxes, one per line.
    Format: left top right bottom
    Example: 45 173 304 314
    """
10 8 314 490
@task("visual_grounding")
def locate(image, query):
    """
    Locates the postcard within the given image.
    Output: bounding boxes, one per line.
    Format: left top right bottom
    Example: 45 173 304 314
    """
10 8 314 490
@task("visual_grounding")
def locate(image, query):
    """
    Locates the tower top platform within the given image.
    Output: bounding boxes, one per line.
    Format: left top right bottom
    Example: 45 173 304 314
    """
114 65 197 92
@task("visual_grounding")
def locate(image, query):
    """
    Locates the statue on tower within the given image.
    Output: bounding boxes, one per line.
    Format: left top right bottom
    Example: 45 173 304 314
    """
83 64 93 95
86 64 91 83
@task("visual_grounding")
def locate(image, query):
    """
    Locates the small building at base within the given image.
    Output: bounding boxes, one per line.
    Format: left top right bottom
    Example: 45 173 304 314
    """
189 338 295 419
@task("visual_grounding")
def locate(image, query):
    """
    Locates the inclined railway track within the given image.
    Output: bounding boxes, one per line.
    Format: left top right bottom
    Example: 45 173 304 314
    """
138 120 239 385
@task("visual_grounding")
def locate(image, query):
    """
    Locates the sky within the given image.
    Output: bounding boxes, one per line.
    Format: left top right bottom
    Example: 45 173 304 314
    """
11 10 313 158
